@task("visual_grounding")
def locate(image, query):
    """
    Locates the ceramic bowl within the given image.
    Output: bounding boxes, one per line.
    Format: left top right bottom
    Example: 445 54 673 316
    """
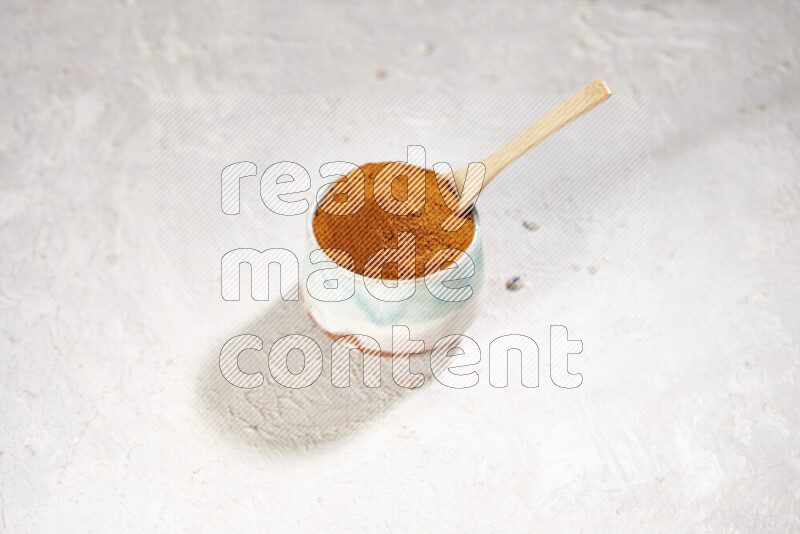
301 203 484 354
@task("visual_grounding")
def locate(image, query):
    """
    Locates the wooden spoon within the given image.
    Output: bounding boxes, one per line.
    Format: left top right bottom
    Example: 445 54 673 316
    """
451 78 612 213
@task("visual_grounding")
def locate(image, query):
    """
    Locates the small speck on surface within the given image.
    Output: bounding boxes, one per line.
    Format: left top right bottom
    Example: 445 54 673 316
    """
416 42 434 56
376 69 388 79
506 276 523 291
522 221 539 231
588 266 598 275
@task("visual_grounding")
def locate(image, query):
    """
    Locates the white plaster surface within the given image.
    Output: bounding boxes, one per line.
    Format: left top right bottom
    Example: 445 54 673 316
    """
1 1 799 532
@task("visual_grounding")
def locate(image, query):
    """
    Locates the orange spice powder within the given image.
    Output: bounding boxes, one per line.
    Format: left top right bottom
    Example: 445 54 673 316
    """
312 162 475 279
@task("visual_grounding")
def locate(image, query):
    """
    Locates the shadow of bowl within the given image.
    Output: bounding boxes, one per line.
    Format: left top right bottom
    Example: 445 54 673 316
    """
197 292 438 455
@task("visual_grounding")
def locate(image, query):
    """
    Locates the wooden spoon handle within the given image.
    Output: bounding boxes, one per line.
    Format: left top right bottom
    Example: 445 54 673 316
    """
454 79 612 210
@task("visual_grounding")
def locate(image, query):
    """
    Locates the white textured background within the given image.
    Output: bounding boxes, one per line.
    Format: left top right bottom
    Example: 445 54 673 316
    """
1 1 799 532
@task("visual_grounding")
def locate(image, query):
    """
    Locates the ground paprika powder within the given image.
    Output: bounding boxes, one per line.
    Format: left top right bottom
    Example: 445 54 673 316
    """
312 162 475 279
